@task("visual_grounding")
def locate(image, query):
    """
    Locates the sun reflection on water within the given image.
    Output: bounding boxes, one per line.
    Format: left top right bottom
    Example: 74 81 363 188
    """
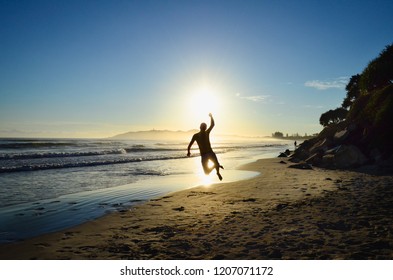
197 160 219 186
199 173 213 186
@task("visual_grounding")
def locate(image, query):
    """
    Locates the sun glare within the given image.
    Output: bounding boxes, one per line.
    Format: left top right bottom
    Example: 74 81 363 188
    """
192 157 216 186
200 174 213 186
188 85 221 125
199 160 218 186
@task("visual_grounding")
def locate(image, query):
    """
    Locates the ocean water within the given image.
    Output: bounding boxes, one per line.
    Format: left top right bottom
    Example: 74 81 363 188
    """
0 137 291 242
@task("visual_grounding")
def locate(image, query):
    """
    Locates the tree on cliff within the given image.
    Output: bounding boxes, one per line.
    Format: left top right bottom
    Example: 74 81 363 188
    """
319 107 348 127
318 43 393 158
321 44 393 127
293 43 393 166
342 74 361 109
359 44 393 94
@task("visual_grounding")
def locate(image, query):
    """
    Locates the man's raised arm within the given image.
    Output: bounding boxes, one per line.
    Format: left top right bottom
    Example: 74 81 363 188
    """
207 113 215 132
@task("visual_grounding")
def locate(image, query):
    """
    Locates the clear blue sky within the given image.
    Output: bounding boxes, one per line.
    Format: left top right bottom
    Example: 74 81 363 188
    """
1 0 393 138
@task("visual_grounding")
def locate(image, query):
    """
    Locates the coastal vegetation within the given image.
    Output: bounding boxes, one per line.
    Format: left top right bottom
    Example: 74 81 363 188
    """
292 44 393 168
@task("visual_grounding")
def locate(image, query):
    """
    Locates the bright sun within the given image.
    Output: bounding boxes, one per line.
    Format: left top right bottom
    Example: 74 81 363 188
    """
188 85 221 125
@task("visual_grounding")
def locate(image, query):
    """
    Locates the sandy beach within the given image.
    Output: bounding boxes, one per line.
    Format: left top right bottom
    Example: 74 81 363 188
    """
0 157 392 260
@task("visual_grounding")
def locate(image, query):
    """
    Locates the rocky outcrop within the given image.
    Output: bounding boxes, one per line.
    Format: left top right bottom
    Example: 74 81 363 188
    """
333 145 368 168
289 123 371 169
287 45 393 170
289 117 393 170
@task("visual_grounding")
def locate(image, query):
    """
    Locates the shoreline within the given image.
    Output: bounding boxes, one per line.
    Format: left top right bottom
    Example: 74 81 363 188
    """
0 168 258 243
1 157 392 259
0 139 289 243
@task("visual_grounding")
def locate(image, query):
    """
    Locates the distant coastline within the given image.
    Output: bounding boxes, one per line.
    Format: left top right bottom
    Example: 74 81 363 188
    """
110 129 198 140
110 129 274 141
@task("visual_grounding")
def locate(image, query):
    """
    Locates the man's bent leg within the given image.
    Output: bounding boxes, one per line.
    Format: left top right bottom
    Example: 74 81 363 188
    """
201 155 213 175
210 153 223 181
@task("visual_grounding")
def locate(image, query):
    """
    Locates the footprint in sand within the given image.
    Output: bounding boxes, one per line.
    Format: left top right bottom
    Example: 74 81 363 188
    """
34 242 50 248
173 206 185 211
242 198 257 202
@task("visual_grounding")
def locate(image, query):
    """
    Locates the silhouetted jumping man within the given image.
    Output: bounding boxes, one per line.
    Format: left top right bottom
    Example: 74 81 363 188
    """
187 113 223 181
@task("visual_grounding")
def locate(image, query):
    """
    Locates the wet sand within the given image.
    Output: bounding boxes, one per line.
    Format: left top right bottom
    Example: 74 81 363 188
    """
1 157 392 259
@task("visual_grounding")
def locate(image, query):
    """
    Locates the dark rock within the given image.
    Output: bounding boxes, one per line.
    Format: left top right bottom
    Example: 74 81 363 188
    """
289 157 301 163
370 148 383 163
288 162 313 170
309 138 332 154
334 129 350 142
325 146 340 154
334 145 368 168
289 125 369 170
305 153 322 165
289 151 309 162
322 154 335 167
290 139 316 161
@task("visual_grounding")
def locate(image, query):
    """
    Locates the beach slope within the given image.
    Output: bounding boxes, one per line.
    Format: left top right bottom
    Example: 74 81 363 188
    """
1 158 392 259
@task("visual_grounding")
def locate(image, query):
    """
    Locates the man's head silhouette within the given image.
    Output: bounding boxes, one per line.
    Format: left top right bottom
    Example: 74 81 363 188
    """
200 122 207 131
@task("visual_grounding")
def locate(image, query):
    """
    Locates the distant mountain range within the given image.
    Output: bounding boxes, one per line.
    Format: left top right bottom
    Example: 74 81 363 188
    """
110 129 268 141
110 129 198 140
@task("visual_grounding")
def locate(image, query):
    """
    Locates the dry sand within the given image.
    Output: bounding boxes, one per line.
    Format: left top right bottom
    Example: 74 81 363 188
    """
0 157 392 260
